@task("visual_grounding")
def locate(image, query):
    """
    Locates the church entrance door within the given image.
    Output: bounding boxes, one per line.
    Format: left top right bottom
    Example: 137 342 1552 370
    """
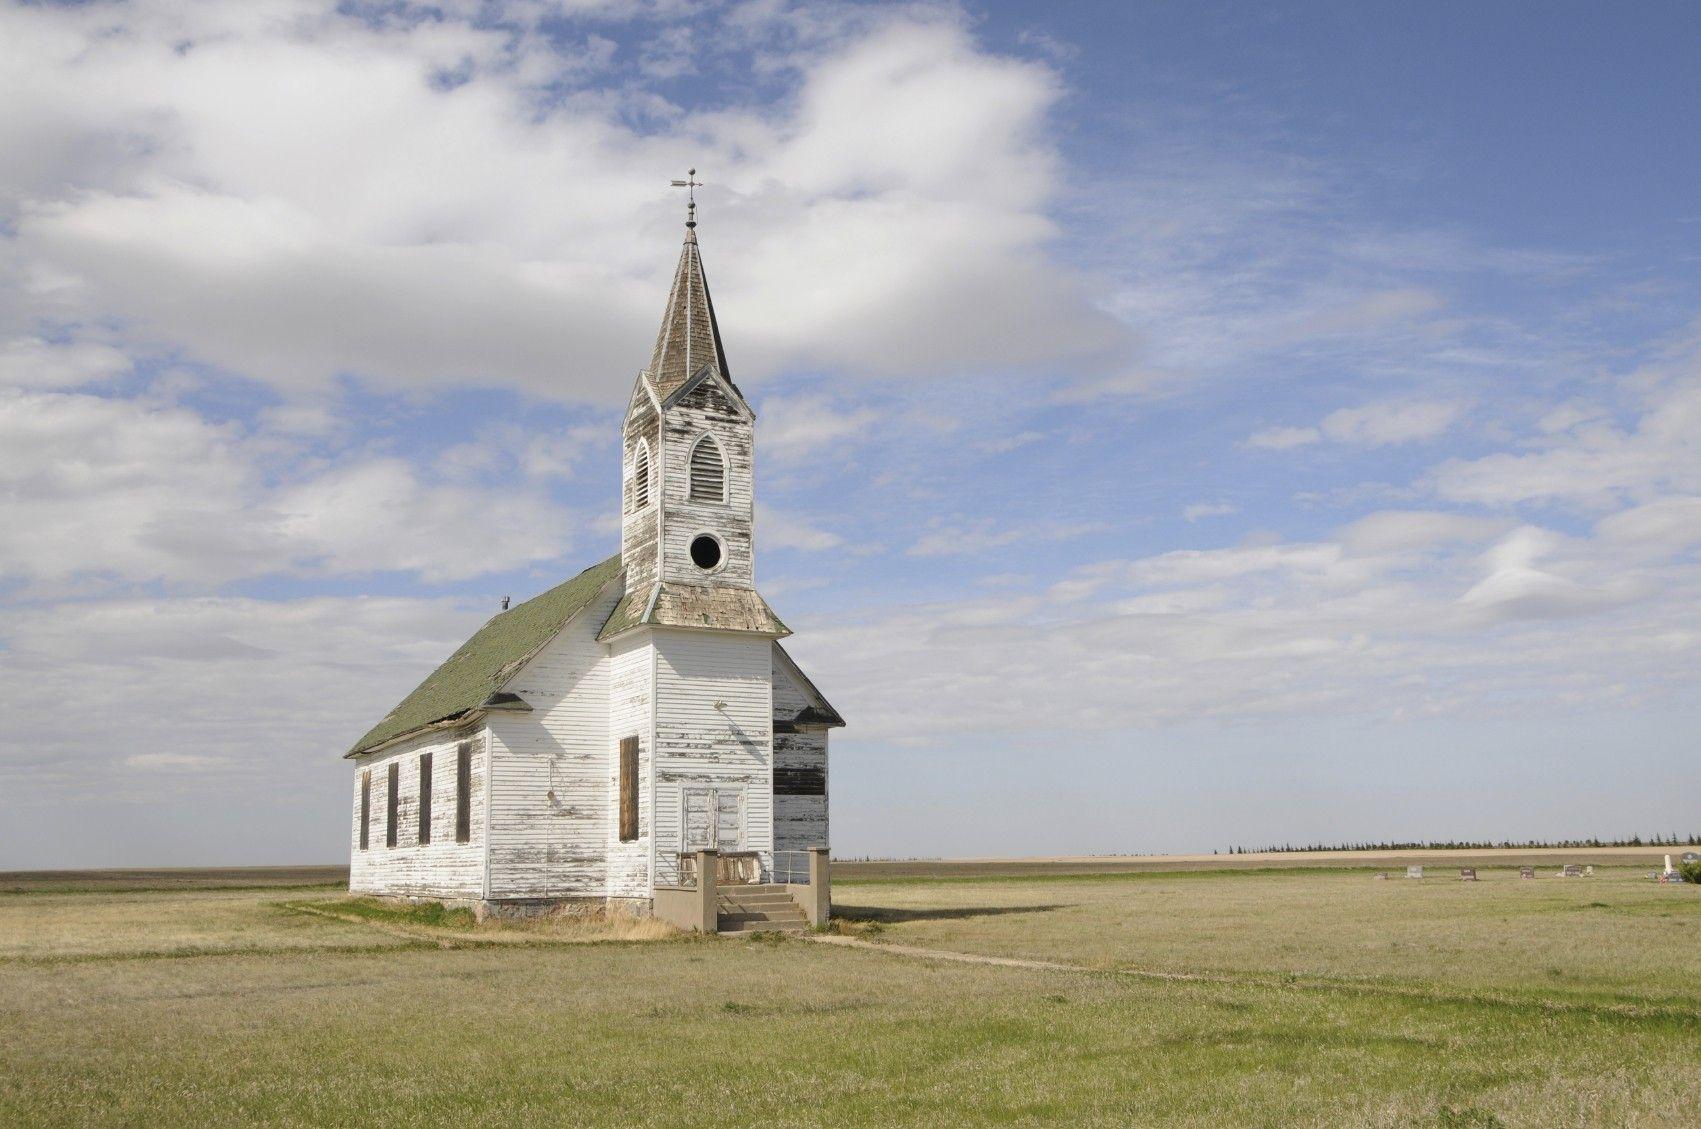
683 786 744 853
682 785 754 883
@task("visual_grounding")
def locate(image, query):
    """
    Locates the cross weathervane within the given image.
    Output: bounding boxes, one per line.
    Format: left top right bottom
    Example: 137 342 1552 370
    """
669 168 702 226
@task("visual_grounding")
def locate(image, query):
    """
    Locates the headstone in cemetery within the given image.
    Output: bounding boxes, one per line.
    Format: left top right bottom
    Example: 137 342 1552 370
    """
1374 872 1388 881
1406 865 1423 879
1561 864 1584 878
1520 866 1535 879
1683 852 1699 864
1665 854 1675 875
1459 867 1478 881
1584 865 1594 877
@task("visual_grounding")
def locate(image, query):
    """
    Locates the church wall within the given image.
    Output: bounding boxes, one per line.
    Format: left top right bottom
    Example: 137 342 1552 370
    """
650 628 773 886
606 632 654 899
349 727 486 899
659 379 755 589
484 581 622 900
772 656 829 856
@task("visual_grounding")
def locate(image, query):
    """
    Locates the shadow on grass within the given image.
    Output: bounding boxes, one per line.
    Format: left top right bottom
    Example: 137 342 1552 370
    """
833 903 1065 924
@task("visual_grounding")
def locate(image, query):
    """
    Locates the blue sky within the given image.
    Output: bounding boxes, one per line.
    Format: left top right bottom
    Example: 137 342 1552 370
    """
2 1 1698 867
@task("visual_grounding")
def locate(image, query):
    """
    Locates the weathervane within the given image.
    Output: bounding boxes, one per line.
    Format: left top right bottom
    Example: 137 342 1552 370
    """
669 168 702 228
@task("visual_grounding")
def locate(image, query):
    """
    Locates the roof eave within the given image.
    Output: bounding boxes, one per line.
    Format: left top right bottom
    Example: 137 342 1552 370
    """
345 708 489 759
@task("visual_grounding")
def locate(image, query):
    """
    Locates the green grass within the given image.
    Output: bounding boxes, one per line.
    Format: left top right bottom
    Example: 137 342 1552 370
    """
329 895 479 929
0 868 1697 1126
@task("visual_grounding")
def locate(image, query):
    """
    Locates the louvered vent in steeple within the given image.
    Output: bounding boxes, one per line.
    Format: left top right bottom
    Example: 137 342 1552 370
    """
689 435 726 502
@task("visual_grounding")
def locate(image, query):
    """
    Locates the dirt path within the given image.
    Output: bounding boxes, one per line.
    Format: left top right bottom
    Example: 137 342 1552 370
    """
809 932 1216 982
807 934 1700 1028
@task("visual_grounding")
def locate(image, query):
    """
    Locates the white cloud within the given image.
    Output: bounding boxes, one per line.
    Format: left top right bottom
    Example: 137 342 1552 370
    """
1431 357 1701 508
1595 496 1701 550
1182 502 1237 522
124 753 231 771
1245 424 1321 450
758 393 883 462
1266 287 1444 344
757 504 843 551
907 518 1104 557
1456 527 1624 623
0 389 579 587
1336 510 1509 556
792 507 1701 743
1249 399 1466 451
0 2 1132 402
1320 399 1466 445
0 592 488 791
0 337 131 389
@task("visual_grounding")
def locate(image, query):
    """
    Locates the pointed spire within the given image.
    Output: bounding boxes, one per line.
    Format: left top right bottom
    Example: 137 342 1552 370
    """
646 177 730 399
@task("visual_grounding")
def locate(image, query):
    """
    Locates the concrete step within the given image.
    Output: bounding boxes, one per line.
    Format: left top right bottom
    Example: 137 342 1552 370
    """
719 885 791 896
719 908 808 925
720 918 810 935
717 895 797 909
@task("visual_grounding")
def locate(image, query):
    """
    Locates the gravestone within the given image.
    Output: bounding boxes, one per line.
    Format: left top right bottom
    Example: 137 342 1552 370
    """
1683 852 1699 864
1562 864 1584 878
1584 865 1594 877
1519 866 1535 879
1406 865 1423 879
1459 867 1478 881
1374 872 1388 881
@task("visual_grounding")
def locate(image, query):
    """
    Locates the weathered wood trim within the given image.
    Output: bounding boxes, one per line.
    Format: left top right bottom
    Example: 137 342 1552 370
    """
344 709 487 759
772 642 845 728
480 729 491 900
647 627 658 894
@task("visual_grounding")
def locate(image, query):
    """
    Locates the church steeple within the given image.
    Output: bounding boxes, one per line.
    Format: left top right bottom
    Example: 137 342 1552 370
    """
605 189 785 642
646 174 733 401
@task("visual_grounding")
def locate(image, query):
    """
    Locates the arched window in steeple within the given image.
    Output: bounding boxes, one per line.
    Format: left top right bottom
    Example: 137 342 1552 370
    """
689 434 726 503
630 440 652 512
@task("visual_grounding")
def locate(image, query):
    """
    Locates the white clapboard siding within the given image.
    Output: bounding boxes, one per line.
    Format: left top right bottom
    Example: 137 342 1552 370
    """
605 633 654 898
484 581 622 899
659 379 756 589
349 728 486 899
772 655 829 852
651 629 773 886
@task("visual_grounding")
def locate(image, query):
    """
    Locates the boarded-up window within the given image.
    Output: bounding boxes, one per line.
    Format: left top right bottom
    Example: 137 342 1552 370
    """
455 741 473 844
631 442 651 511
618 736 639 841
688 435 724 502
418 752 432 845
774 767 826 796
359 771 371 850
385 763 399 848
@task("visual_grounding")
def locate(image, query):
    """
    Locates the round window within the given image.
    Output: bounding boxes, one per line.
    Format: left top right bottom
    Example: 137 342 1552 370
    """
689 534 723 571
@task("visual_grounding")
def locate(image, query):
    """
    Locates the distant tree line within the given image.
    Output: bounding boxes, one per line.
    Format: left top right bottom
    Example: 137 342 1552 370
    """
1223 833 1701 854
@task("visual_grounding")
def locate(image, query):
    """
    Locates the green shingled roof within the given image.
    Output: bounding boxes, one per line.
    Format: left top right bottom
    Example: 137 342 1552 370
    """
345 553 623 757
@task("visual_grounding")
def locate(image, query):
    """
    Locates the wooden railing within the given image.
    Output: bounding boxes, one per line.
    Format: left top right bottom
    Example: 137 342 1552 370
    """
677 850 761 886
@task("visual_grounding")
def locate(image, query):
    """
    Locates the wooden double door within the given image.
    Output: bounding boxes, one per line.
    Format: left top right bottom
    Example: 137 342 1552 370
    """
682 786 744 854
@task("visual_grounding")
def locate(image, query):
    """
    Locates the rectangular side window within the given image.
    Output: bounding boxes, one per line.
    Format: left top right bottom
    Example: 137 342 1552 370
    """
619 735 639 842
455 741 472 844
418 752 432 846
359 771 370 851
386 763 399 848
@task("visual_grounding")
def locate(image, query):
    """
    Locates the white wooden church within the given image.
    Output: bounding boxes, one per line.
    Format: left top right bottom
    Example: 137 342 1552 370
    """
345 203 843 931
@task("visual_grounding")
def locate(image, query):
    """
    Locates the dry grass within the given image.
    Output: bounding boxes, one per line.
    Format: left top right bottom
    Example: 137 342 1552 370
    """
293 896 683 945
835 845 1672 880
0 870 1697 1125
0 865 347 894
0 888 405 960
837 866 1701 1006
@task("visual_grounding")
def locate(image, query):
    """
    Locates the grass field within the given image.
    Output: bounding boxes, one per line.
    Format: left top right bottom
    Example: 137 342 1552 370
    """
1 859 1696 1126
